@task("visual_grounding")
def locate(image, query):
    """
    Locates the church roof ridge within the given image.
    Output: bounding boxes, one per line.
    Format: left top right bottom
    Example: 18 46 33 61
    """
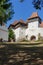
27 12 39 20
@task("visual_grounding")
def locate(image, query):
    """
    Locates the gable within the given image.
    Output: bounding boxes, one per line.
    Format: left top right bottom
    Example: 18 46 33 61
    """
8 20 27 29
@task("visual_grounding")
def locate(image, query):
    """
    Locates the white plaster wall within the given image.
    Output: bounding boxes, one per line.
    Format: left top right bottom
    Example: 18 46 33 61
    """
12 27 20 41
25 28 43 40
28 21 39 28
12 27 26 41
25 28 38 40
25 21 39 40
0 26 8 41
19 27 26 40
38 28 43 37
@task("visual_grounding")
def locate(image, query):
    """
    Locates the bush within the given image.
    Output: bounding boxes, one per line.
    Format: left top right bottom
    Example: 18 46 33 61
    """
8 28 15 42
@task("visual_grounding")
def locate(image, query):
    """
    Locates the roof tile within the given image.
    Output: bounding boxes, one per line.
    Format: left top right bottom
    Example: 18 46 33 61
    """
12 20 18 26
28 12 39 20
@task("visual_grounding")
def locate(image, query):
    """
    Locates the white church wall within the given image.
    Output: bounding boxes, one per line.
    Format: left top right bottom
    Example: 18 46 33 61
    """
19 27 26 40
25 27 43 41
12 27 26 41
25 21 40 40
25 28 38 40
38 28 43 37
12 27 20 41
28 21 39 28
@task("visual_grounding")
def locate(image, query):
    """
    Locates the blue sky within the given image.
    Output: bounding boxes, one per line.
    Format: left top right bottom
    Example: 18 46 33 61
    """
7 0 43 27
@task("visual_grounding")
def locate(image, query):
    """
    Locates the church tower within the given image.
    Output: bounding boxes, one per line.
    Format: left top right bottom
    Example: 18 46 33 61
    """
27 12 41 28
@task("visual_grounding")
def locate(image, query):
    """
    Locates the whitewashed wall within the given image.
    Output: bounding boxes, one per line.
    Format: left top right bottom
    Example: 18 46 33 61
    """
13 27 20 41
25 28 43 40
19 27 26 40
13 27 26 41
0 26 8 41
28 21 39 28
25 28 38 40
25 21 39 40
38 28 43 37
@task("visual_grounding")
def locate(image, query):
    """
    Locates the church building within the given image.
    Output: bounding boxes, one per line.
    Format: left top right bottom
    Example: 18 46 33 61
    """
9 12 43 41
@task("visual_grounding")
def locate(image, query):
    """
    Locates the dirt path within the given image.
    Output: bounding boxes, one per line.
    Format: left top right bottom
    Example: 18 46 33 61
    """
0 44 43 65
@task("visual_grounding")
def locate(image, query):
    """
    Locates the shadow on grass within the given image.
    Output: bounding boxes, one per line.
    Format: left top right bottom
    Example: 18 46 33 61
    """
0 44 43 65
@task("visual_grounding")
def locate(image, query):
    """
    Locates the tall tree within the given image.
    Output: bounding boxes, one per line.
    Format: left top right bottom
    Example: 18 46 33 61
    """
0 0 14 25
20 0 43 10
32 0 43 10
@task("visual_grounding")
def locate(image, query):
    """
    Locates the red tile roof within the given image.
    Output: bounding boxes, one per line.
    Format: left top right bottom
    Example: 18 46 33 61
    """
11 19 27 26
28 12 39 20
19 19 27 24
11 20 18 26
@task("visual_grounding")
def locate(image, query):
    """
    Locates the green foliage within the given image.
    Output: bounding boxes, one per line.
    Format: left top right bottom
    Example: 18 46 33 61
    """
32 0 43 10
0 0 14 25
8 28 15 40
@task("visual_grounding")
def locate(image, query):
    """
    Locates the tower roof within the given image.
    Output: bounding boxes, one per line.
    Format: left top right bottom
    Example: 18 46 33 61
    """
28 12 39 20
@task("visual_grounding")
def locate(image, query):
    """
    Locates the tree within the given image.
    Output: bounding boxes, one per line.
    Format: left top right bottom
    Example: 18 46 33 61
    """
8 28 15 42
19 0 24 2
20 0 43 9
0 0 14 25
32 0 43 10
